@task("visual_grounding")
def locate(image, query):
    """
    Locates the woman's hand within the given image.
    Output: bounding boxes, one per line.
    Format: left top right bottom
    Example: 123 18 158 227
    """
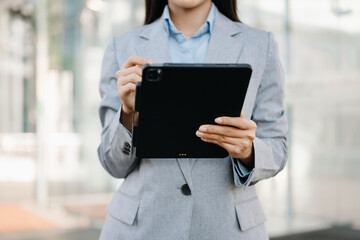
116 55 154 114
116 55 154 132
195 113 256 169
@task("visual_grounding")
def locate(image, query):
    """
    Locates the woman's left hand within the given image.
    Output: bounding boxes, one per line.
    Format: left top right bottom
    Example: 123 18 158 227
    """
195 113 256 169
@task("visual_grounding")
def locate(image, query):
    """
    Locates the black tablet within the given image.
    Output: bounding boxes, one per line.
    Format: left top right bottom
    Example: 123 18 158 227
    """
132 63 252 159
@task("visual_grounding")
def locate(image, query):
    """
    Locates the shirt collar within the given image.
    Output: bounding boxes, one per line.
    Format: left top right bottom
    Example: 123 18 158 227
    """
163 3 216 37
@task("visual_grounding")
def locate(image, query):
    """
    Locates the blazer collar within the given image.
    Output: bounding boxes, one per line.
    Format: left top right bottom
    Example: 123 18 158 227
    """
205 9 244 63
135 18 171 63
135 7 244 63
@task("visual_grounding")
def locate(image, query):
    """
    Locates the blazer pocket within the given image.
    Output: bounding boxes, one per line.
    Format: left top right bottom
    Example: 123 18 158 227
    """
106 191 140 225
235 198 266 232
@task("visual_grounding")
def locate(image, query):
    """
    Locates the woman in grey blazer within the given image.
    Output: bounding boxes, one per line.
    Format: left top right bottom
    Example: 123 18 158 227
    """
98 0 288 239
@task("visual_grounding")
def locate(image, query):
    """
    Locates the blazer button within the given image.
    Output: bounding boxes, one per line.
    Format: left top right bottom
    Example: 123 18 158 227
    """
122 142 131 155
124 142 131 149
181 184 191 196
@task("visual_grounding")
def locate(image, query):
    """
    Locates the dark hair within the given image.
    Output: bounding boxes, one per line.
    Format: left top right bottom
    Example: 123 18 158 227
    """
144 0 240 25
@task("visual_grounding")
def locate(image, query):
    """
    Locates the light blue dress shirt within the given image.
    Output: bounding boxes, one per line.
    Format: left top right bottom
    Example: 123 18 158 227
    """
163 4 253 184
163 4 214 63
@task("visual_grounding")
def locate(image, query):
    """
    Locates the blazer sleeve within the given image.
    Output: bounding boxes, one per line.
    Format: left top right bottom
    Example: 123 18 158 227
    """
236 32 288 187
97 37 134 178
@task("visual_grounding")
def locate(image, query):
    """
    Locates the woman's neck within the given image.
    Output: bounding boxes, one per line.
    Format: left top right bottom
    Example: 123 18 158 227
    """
168 1 212 38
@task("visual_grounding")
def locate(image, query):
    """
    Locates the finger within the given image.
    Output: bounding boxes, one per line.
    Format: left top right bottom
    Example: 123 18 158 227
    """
198 136 222 147
198 125 246 138
119 82 136 95
200 135 252 157
215 117 256 130
240 112 244 118
200 135 254 160
197 129 256 142
118 73 142 87
122 55 154 69
117 66 143 79
199 137 234 152
196 131 239 145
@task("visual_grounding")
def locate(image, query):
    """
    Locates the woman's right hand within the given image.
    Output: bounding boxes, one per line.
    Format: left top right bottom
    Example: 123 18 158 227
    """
116 55 154 132
116 55 154 114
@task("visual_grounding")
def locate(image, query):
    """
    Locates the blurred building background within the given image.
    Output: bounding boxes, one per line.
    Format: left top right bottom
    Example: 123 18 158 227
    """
0 0 359 239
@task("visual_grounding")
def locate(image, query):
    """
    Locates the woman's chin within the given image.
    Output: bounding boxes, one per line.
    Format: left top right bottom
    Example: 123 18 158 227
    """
169 0 210 10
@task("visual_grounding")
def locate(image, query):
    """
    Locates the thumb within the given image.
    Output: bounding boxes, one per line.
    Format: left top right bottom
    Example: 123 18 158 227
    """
240 112 244 118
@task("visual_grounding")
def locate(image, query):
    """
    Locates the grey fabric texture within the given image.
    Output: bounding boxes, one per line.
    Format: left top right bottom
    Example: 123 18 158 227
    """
97 7 287 240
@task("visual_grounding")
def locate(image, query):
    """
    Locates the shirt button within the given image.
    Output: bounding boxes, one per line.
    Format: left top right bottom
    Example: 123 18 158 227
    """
181 184 191 196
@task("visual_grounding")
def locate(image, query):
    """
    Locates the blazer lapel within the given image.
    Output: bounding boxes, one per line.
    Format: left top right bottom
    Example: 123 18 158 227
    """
206 9 244 63
135 19 171 63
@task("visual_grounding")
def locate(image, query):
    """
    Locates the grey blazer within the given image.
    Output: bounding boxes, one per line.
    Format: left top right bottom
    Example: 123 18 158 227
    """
98 7 288 240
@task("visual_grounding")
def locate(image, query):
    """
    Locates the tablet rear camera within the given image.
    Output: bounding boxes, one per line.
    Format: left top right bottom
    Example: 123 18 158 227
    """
147 69 162 82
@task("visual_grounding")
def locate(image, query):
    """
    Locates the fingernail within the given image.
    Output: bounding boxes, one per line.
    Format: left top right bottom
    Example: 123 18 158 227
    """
196 131 204 137
215 118 222 124
199 126 207 132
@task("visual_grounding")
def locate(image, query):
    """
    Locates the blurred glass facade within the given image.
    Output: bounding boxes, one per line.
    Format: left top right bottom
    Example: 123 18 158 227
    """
0 0 359 238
